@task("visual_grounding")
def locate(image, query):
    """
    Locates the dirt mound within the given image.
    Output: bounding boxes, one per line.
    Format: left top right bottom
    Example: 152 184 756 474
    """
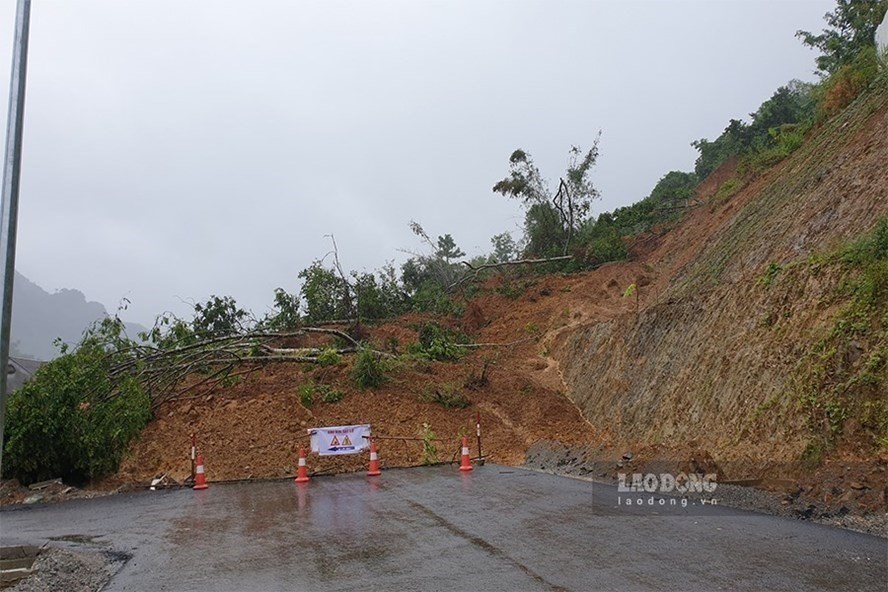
117 336 598 484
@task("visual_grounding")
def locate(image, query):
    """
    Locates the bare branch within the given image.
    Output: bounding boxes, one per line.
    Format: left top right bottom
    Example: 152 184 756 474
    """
448 255 574 291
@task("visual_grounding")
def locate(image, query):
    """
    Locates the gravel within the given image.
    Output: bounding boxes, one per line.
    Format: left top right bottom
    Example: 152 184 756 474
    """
6 547 123 592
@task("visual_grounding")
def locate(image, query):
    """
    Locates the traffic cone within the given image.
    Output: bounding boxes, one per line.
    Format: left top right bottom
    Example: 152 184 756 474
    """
294 448 311 483
193 454 209 490
459 436 473 472
367 439 382 476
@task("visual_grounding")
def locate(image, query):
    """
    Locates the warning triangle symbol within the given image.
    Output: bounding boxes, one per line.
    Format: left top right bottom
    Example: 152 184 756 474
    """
342 435 352 446
330 436 340 446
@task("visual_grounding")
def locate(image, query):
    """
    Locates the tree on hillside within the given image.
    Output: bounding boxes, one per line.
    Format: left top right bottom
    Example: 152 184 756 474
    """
402 222 467 290
261 288 301 330
435 234 465 264
647 171 700 206
746 81 817 143
192 296 250 339
691 80 817 179
797 0 888 75
489 232 520 263
691 119 750 179
299 261 353 323
493 138 601 257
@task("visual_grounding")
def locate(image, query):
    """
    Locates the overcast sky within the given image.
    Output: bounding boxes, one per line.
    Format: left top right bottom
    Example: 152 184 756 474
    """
1 0 833 326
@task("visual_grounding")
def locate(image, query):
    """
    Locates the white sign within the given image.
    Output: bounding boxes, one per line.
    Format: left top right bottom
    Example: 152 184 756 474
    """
309 424 371 456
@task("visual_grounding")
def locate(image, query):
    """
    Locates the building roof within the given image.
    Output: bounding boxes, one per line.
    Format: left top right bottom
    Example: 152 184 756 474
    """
7 356 46 392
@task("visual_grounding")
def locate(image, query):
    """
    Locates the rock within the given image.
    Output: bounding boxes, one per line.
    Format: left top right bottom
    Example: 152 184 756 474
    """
838 490 855 503
849 481 867 490
23 494 43 505
622 452 633 461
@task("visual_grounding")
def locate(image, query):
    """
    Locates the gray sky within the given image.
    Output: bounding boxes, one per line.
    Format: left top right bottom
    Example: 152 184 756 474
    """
1 0 833 326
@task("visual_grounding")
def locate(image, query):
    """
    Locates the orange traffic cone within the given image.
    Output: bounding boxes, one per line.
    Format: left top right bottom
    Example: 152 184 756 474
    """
367 439 382 476
294 447 311 483
459 436 473 472
193 454 209 490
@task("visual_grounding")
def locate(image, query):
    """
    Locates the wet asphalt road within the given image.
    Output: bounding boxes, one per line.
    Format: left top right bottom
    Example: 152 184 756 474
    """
1 464 886 591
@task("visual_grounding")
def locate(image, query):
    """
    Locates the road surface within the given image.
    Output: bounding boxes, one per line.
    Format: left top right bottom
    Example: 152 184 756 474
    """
1 465 885 591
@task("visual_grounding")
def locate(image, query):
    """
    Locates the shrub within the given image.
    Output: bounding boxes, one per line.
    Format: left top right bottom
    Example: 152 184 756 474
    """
319 384 345 404
420 383 471 409
819 46 880 118
409 322 466 361
352 349 388 389
298 383 315 407
419 422 438 465
3 343 151 485
315 348 342 367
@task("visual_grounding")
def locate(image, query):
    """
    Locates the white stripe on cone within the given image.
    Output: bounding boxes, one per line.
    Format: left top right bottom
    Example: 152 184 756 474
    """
196 465 205 474
298 458 306 466
462 447 469 455
370 452 378 460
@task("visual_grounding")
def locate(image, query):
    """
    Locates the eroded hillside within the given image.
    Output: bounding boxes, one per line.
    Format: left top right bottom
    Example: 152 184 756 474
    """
105 76 888 518
552 75 887 466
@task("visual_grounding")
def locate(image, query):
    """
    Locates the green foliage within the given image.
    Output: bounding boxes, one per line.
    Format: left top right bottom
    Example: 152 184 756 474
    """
410 322 466 361
757 262 784 287
403 222 467 294
318 383 345 404
3 320 151 485
493 140 601 257
299 261 353 323
435 234 465 262
352 349 389 389
495 277 536 300
420 382 471 409
408 282 463 316
794 219 888 454
263 288 301 331
523 202 570 258
351 263 410 321
742 122 812 173
141 312 196 350
622 283 637 299
818 45 882 117
692 119 750 179
712 178 745 205
693 81 817 179
315 348 342 367
578 213 628 265
298 383 315 407
419 422 438 465
490 232 520 263
192 295 249 339
796 0 887 75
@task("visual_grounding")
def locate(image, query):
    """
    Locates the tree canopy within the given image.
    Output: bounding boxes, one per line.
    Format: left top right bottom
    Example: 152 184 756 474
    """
797 0 888 74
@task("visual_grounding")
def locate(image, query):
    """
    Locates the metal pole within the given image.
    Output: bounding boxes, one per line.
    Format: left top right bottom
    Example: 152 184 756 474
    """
0 0 32 475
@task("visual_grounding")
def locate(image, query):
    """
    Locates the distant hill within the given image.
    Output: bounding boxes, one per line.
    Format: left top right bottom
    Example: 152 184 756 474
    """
11 271 147 361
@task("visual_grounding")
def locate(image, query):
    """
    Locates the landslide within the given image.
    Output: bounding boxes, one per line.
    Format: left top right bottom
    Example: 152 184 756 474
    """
116 76 886 515
550 75 888 506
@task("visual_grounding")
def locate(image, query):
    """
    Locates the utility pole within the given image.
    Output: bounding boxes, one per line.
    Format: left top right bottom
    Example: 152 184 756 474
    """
0 0 32 474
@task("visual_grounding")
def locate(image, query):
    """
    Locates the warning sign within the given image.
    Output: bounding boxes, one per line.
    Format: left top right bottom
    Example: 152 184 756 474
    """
309 425 371 456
